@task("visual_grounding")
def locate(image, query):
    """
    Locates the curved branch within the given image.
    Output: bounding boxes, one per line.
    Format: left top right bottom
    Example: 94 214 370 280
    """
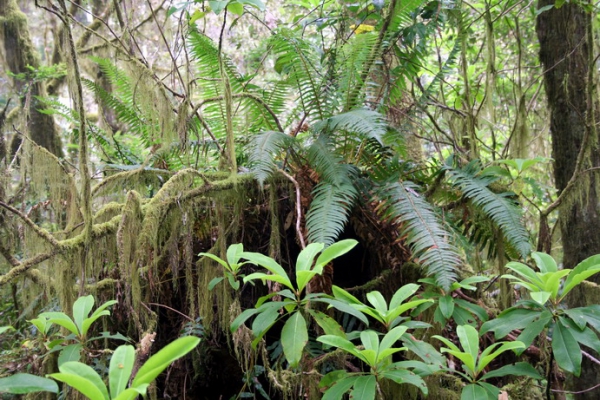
0 201 61 248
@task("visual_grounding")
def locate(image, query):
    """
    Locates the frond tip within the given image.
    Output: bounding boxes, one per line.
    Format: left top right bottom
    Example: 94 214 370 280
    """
375 180 461 290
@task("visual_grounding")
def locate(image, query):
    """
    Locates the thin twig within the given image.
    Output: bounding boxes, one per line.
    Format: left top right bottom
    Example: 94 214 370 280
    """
278 169 306 249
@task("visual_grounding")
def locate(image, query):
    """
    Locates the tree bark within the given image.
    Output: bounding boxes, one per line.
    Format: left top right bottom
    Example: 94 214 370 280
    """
537 1 600 398
0 0 63 157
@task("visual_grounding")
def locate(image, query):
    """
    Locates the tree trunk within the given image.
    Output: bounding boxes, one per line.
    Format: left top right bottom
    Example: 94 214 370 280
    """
537 1 600 398
0 0 63 157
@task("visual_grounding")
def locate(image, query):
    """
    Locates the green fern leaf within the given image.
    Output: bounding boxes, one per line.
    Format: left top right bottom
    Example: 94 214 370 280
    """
313 109 387 143
375 180 460 290
248 131 295 184
443 161 531 258
306 182 358 246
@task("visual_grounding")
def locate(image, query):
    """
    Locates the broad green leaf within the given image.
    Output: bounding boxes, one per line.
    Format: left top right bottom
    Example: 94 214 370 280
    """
360 330 379 353
439 349 475 375
314 239 357 270
531 291 551 305
109 345 135 398
241 252 289 279
296 243 324 272
455 299 488 323
456 275 490 291
461 384 488 400
457 325 479 373
85 300 118 336
231 308 261 332
380 325 408 353
439 295 454 319
317 298 369 326
380 369 428 394
29 318 51 335
239 0 265 10
113 386 149 400
48 372 106 400
296 270 318 293
226 243 244 267
402 336 446 368
504 262 544 288
366 291 387 313
562 265 600 300
318 335 363 360
349 375 376 400
516 310 552 350
559 317 600 353
281 312 308 368
387 299 433 322
39 312 78 336
567 305 600 331
308 310 345 338
198 252 230 270
0 374 58 394
244 272 294 290
477 341 524 372
208 277 224 290
532 252 558 273
331 285 363 305
58 343 82 366
82 310 111 338
480 361 542 380
322 376 359 400
0 326 14 335
552 321 582 376
209 0 231 14
389 284 419 309
251 303 284 337
58 361 109 400
132 336 200 387
478 382 500 400
73 295 95 335
319 370 347 390
480 308 542 339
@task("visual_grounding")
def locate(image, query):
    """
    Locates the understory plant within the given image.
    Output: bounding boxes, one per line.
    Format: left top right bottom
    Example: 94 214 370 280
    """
433 324 542 400
481 252 600 392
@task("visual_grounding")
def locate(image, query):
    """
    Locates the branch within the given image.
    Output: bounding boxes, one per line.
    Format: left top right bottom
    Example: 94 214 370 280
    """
0 201 61 248
278 169 306 249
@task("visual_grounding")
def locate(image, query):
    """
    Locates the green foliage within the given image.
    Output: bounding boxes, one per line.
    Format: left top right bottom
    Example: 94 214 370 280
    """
481 252 600 377
36 295 121 365
331 284 432 331
318 326 430 399
199 243 252 290
415 275 490 326
374 180 462 290
0 373 59 395
443 160 531 258
49 336 200 400
229 239 358 367
433 325 541 400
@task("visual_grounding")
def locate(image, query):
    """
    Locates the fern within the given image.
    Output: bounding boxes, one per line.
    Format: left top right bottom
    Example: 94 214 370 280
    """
247 131 295 184
374 180 460 290
443 161 531 258
312 109 387 143
306 182 358 246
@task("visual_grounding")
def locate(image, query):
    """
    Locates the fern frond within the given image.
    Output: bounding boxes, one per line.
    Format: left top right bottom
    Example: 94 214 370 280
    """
307 136 355 187
374 180 460 290
247 131 295 184
269 29 331 120
306 182 358 246
443 161 531 258
313 109 387 143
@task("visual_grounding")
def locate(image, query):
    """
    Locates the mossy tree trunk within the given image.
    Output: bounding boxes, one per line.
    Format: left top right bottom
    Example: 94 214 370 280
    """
0 0 63 157
537 1 600 397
